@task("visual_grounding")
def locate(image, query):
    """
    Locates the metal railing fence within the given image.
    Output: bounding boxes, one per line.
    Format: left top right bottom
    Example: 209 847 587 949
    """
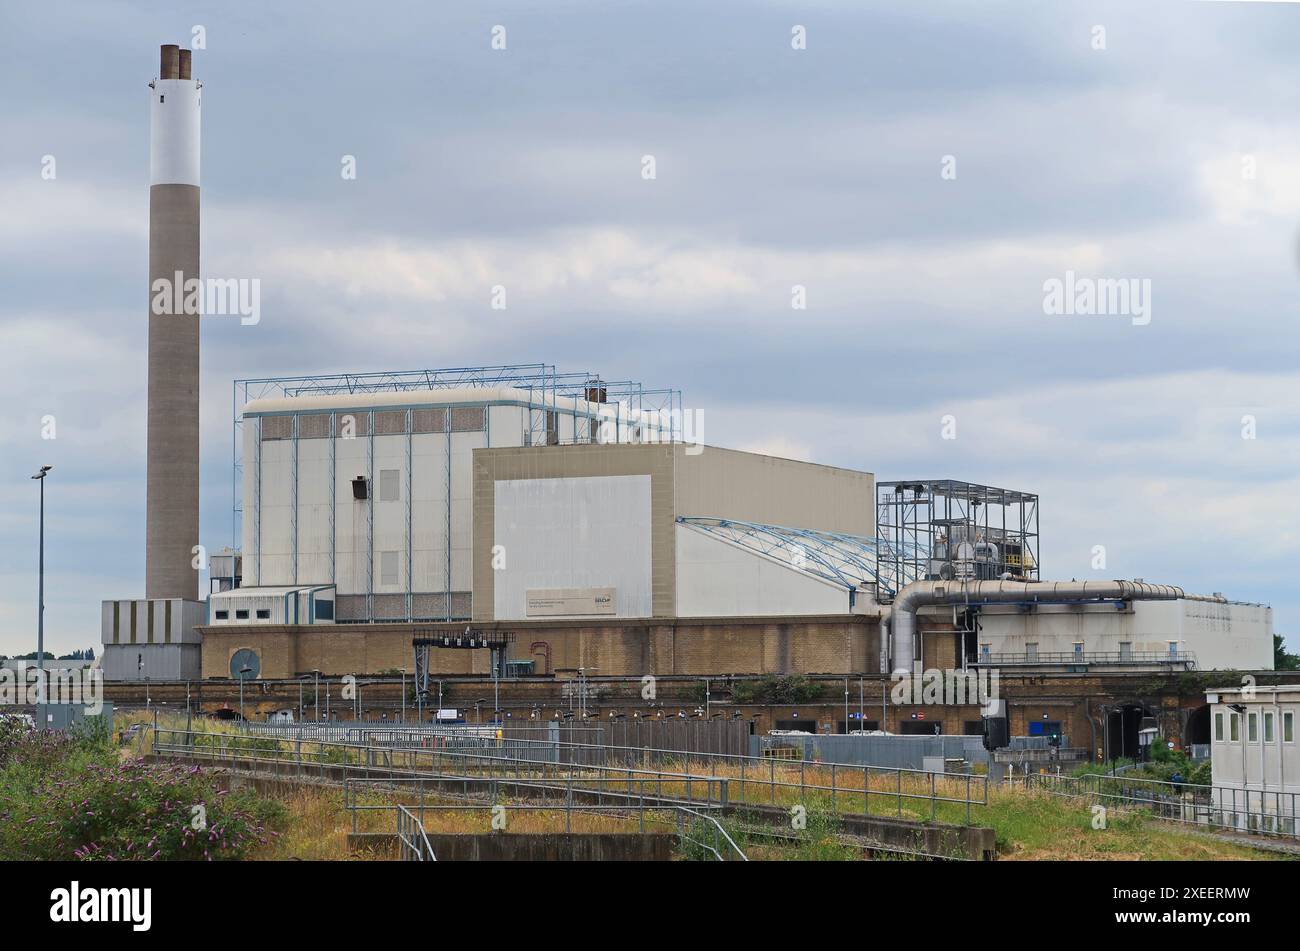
395 805 436 861
1020 771 1300 840
343 775 747 861
152 727 987 824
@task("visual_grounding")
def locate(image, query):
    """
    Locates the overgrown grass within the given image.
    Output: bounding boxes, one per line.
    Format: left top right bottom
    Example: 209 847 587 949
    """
973 787 1283 861
679 809 860 861
0 719 284 861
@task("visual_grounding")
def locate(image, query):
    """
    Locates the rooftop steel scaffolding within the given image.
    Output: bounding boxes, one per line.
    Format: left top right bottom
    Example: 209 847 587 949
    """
875 480 1039 601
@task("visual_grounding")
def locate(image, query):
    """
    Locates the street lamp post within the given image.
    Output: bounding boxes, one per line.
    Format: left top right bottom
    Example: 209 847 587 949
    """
31 466 52 721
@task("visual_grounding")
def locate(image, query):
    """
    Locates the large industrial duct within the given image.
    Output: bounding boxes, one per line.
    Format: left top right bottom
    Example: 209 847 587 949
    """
888 579 1185 673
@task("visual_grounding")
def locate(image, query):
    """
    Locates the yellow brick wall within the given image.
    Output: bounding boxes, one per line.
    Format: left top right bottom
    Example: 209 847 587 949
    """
199 618 878 679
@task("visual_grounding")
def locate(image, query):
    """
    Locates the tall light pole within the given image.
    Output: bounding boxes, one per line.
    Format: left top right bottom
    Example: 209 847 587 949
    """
31 466 51 720
238 665 252 721
313 669 320 721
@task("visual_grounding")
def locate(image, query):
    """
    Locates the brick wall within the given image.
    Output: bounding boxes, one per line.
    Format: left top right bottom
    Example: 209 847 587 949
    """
198 616 878 679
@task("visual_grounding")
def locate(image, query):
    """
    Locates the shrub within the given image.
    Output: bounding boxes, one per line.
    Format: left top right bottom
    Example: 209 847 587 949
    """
731 675 824 705
0 727 283 861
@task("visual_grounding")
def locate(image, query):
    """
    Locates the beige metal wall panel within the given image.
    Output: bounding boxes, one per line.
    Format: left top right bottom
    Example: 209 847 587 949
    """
487 405 525 445
411 432 448 595
297 438 332 585
371 434 407 596
258 440 293 584
451 431 485 591
672 445 874 536
241 423 260 585
334 434 369 596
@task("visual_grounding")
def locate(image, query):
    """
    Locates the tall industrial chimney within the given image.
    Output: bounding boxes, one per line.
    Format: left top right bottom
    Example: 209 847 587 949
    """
145 44 201 599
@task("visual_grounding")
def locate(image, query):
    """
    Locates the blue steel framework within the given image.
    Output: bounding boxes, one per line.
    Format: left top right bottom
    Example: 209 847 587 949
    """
232 364 682 623
676 516 925 604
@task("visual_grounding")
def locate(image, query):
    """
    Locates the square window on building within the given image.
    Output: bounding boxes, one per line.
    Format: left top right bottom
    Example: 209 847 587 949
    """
1248 712 1258 742
1215 712 1223 742
381 550 399 586
1230 712 1239 741
1285 712 1294 743
235 609 249 620
1264 712 1275 743
214 610 229 620
379 469 400 502
256 609 271 620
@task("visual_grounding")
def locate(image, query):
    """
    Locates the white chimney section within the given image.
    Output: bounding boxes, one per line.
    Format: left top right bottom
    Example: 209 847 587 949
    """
150 76 201 187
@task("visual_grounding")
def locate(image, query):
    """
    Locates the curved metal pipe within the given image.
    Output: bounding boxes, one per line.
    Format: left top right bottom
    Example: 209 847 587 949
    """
890 579 1184 674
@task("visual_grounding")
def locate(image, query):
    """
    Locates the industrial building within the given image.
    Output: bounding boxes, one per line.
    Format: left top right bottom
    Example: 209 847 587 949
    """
196 395 1274 680
99 45 1274 693
232 372 679 624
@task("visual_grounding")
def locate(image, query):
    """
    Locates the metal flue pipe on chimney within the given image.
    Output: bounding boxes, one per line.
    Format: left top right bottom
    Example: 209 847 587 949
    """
145 44 201 599
888 579 1185 674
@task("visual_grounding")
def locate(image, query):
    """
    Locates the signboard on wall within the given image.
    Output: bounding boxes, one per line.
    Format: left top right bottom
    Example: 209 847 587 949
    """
526 587 617 617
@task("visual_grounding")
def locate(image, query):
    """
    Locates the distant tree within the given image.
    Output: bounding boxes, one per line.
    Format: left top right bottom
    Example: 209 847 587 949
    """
1275 635 1300 671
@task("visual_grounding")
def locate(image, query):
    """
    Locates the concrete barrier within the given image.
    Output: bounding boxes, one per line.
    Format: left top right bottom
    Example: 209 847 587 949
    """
348 832 676 861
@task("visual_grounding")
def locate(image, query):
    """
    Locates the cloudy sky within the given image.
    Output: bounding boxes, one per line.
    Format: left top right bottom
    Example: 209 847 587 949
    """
1 0 1297 656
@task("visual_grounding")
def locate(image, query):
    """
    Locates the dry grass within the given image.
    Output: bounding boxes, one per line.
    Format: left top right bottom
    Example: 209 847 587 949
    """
251 788 391 861
134 720 1289 861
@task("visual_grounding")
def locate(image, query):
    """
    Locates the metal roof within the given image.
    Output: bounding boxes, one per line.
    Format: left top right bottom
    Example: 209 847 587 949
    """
676 517 923 593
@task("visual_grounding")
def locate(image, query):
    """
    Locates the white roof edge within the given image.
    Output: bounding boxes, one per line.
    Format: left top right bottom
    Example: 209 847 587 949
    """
1180 593 1271 608
211 585 335 599
242 385 663 421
